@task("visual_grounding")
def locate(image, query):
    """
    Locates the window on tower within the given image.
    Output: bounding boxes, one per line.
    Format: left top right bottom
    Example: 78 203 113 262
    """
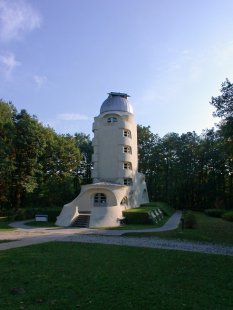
123 129 131 138
94 193 107 206
123 146 132 154
107 117 118 123
120 196 128 205
124 178 132 185
123 162 132 170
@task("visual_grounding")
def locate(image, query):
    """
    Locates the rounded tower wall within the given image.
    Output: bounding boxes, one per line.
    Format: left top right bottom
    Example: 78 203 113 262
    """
91 92 138 185
91 109 138 183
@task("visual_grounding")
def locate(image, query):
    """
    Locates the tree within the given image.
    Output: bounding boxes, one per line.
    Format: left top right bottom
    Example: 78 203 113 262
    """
211 79 233 207
35 131 81 208
74 133 93 185
210 78 233 118
137 125 159 200
12 110 46 209
0 100 16 210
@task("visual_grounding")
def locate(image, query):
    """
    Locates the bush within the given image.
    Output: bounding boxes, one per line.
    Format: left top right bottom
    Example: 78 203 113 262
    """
11 208 36 221
9 207 61 222
183 212 197 229
40 208 61 222
222 211 233 222
122 210 153 225
204 209 226 218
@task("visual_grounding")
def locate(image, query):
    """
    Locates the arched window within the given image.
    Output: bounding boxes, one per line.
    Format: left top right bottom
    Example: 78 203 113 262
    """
107 117 118 123
94 193 107 206
123 129 131 138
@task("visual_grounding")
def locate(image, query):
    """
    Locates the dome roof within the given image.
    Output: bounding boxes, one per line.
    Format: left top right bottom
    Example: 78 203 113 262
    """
100 92 133 114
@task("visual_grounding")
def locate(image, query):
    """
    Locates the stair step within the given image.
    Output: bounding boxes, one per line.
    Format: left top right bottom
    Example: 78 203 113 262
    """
71 214 90 228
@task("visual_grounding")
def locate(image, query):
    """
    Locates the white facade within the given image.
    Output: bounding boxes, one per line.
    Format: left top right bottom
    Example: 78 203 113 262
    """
56 92 149 227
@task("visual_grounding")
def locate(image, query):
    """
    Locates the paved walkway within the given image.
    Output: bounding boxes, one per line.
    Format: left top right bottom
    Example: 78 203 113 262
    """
1 211 233 256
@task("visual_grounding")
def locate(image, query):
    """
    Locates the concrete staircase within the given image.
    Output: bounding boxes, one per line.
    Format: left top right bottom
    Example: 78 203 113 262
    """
71 212 91 228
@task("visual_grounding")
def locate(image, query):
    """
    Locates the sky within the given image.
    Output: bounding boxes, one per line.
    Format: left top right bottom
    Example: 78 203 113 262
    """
1 0 233 138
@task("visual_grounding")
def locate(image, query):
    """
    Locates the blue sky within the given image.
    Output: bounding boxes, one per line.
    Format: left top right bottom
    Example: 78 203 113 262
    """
1 0 233 137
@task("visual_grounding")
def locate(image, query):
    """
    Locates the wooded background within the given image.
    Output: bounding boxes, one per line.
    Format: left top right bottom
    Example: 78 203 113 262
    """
0 79 232 213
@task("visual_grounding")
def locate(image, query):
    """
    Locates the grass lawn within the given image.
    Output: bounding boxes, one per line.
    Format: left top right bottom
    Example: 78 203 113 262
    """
0 217 15 231
124 211 233 245
0 242 232 310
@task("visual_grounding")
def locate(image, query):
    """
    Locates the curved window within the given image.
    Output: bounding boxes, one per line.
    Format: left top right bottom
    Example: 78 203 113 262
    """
123 129 131 138
123 146 132 154
123 162 132 170
94 193 107 206
120 196 128 205
107 117 118 123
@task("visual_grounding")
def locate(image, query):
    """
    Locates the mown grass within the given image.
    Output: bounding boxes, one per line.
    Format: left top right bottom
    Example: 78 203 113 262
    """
0 242 232 310
124 211 233 245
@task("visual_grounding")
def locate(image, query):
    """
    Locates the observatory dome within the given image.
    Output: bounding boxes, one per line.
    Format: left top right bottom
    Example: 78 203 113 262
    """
100 92 133 114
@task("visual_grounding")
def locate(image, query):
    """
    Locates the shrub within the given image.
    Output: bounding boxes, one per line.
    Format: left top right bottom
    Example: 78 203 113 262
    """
12 208 36 221
222 211 233 222
122 210 153 224
184 212 197 229
40 208 61 222
204 209 226 218
10 207 61 222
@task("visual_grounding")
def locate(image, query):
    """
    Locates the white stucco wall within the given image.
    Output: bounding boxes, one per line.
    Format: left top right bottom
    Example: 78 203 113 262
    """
92 111 138 183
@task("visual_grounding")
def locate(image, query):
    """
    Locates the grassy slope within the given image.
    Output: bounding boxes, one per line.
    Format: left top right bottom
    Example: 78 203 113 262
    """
125 211 233 245
0 242 232 310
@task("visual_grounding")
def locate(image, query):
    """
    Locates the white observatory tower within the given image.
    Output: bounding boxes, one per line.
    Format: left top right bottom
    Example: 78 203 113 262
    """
56 92 149 227
92 92 138 186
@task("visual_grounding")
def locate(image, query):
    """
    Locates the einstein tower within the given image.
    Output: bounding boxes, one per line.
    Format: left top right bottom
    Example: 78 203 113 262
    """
56 92 149 227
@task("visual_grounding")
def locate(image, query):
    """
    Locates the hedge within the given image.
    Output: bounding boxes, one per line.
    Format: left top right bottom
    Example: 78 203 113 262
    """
204 209 227 218
122 210 153 225
222 211 233 222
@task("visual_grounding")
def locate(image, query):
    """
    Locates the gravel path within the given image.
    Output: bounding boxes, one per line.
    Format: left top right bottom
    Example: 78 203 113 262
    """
1 211 232 256
61 234 233 256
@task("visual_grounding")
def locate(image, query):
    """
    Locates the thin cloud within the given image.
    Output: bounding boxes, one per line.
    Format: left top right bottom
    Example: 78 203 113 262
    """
0 52 21 78
33 74 48 88
0 0 41 42
57 113 90 121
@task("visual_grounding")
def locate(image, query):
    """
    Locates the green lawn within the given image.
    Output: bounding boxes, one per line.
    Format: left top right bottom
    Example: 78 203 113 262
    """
124 211 233 245
0 242 232 310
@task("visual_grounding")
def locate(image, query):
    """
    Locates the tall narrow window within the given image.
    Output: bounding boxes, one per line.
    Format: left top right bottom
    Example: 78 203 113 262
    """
94 193 107 206
123 146 132 154
123 129 131 138
123 162 132 170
